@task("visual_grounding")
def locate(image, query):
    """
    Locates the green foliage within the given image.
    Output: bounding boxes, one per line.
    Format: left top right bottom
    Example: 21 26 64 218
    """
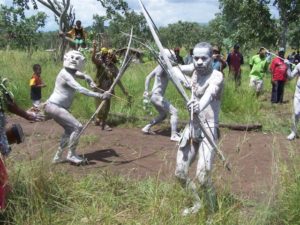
218 0 278 51
1 132 299 224
91 15 107 34
220 81 262 124
0 49 295 134
0 5 46 50
267 156 300 225
0 156 241 225
206 15 230 50
12 0 38 11
106 11 149 49
288 21 300 50
159 21 209 49
36 31 60 50
96 0 129 19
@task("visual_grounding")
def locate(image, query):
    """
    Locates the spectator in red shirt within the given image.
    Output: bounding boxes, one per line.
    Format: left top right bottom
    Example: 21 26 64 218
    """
269 48 289 103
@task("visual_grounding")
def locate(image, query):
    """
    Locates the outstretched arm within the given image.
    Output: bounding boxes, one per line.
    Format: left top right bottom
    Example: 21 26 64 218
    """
92 40 103 66
172 66 192 88
6 100 36 121
74 71 96 87
64 73 100 98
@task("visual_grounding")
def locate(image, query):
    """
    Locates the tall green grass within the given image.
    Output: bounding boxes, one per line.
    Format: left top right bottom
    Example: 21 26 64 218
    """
2 144 299 225
0 50 295 132
1 50 300 224
1 158 242 225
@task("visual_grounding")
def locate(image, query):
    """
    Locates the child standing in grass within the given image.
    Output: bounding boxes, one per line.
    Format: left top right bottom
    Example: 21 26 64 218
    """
29 64 46 107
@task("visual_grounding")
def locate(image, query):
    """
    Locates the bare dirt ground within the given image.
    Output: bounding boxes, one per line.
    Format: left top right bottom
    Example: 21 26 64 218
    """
7 115 300 203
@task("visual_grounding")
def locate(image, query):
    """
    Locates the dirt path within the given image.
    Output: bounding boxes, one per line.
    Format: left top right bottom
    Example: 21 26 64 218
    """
7 116 300 202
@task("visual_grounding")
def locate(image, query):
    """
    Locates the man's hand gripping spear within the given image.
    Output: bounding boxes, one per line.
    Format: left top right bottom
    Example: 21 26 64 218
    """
138 0 230 171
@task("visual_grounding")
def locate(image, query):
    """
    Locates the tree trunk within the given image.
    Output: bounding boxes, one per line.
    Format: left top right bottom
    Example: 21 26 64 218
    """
278 2 288 49
279 17 288 49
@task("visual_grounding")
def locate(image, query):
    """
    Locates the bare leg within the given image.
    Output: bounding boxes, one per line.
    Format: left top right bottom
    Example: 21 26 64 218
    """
142 94 180 141
175 140 201 215
169 104 180 141
66 124 85 164
45 102 85 164
287 97 300 140
142 94 167 134
53 133 69 163
287 114 299 140
196 135 217 213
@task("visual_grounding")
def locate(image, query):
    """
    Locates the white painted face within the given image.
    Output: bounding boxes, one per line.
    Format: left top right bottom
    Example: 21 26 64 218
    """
193 47 213 74
63 50 85 71
159 49 176 65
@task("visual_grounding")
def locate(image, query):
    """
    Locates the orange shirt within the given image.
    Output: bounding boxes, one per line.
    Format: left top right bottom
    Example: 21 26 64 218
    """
29 74 42 86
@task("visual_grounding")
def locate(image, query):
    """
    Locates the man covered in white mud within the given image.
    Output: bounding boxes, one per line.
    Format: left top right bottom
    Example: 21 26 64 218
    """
174 42 224 215
142 49 181 142
44 50 111 164
287 62 300 140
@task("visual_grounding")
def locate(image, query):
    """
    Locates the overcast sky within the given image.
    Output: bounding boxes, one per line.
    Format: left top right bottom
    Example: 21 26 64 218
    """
0 0 278 31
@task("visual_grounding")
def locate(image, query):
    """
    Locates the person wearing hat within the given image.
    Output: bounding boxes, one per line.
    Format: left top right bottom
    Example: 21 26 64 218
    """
269 48 289 103
174 47 184 65
212 46 227 74
249 47 270 97
226 44 244 87
92 42 129 131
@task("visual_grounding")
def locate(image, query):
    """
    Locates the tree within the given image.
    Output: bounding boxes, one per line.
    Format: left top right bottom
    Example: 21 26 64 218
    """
12 0 130 55
218 0 278 51
0 4 46 51
287 20 300 50
260 0 300 49
206 14 230 51
12 0 74 59
106 11 149 48
13 0 74 32
96 0 129 19
159 21 209 49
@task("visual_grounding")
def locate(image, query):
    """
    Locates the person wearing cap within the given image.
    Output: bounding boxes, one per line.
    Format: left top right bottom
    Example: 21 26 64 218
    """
249 47 270 96
174 47 184 65
226 44 244 87
212 46 227 74
269 48 289 103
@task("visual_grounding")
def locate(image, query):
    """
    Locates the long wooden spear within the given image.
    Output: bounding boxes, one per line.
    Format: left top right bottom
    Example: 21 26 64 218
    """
138 0 230 171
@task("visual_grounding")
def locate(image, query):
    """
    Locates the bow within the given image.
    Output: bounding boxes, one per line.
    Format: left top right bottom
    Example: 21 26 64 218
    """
138 0 230 171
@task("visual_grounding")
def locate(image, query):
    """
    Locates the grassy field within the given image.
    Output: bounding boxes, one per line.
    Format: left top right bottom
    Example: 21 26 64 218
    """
0 50 296 132
0 50 300 224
